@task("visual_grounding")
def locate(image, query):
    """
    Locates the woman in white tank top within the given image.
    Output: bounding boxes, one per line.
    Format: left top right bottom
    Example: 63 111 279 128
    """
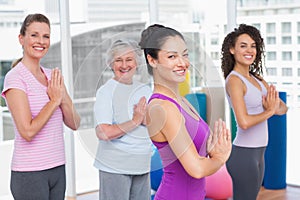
221 24 288 200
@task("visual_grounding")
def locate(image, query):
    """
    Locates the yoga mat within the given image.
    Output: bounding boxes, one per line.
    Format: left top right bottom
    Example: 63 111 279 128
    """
263 91 287 189
185 93 207 122
230 108 237 141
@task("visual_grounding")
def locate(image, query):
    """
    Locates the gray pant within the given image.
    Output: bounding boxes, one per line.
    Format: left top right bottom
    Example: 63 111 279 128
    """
10 165 66 200
99 170 151 200
226 145 266 200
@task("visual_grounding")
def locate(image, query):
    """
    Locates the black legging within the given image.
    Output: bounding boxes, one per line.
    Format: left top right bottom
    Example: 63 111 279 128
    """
226 145 266 200
11 165 66 200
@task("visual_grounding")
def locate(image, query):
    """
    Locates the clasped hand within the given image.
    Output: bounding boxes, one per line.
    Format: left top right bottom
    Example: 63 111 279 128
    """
206 118 232 164
132 96 147 126
47 68 65 107
263 84 280 115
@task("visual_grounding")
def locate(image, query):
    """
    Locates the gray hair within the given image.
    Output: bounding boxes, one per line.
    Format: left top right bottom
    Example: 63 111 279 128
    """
106 39 143 69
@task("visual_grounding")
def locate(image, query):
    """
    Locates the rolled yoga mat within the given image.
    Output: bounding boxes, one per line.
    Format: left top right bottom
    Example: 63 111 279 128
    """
263 91 287 189
185 93 207 122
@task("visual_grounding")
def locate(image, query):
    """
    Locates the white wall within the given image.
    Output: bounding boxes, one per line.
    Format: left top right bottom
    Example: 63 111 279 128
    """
0 140 13 200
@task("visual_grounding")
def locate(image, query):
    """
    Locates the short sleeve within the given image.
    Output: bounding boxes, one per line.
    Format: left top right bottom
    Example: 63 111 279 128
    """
135 82 152 102
93 86 113 127
1 68 27 99
142 84 152 101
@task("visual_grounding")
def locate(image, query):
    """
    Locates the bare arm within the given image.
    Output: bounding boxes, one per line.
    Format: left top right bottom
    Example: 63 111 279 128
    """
5 69 63 142
261 81 288 116
95 96 147 140
60 83 81 130
226 75 277 130
275 99 288 115
146 100 231 179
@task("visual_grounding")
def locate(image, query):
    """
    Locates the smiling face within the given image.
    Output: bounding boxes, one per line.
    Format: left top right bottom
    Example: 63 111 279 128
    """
112 47 138 84
230 33 257 68
19 22 50 61
150 35 190 85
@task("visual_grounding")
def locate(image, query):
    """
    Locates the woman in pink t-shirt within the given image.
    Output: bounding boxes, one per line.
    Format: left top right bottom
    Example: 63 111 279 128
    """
2 13 80 200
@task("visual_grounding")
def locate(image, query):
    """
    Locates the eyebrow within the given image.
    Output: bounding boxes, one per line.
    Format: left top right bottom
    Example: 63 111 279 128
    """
240 42 256 45
162 48 188 54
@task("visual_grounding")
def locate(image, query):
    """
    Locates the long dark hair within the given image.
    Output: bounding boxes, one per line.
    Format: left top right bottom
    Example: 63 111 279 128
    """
139 24 185 75
221 24 265 80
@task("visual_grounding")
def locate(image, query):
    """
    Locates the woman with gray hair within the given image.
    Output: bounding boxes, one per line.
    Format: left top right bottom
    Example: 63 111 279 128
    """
93 39 153 200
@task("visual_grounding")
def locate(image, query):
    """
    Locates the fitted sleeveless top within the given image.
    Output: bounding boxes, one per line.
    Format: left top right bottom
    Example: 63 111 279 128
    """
148 93 210 200
225 71 268 147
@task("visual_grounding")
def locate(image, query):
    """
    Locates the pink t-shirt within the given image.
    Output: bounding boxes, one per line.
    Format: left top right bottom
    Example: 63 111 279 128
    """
2 62 65 171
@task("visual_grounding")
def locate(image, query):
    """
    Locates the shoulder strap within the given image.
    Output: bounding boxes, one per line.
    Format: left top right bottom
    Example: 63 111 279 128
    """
230 71 246 82
148 93 181 110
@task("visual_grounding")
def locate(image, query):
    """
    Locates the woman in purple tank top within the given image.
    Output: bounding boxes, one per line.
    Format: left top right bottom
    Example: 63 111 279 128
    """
221 24 288 200
139 24 232 200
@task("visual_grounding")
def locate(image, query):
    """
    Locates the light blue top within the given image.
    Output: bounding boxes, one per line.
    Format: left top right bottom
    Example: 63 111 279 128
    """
225 71 268 148
93 79 152 174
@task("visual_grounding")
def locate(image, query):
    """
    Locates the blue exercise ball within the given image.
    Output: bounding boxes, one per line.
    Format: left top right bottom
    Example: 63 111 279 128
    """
150 145 163 191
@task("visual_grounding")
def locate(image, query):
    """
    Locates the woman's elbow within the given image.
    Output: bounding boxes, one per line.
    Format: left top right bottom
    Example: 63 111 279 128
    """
186 166 206 179
71 120 81 131
237 120 250 130
189 171 206 179
95 126 111 141
64 116 81 131
19 130 35 142
96 133 110 141
23 136 33 142
276 105 288 116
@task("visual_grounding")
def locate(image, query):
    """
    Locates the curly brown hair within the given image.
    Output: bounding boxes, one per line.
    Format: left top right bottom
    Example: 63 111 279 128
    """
220 24 265 80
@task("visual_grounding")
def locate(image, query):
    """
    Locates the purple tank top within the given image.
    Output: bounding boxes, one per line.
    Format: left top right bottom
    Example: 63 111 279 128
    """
149 93 210 200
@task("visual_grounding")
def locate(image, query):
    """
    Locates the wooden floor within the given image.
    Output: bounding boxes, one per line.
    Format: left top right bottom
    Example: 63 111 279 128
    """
257 185 300 200
76 185 300 200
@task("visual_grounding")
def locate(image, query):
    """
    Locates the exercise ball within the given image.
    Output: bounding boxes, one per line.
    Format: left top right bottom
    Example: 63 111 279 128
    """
205 165 232 200
150 145 163 191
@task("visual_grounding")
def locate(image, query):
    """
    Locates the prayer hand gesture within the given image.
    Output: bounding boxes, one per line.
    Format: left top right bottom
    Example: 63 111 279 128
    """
263 85 280 115
47 68 64 107
207 118 232 164
132 96 147 126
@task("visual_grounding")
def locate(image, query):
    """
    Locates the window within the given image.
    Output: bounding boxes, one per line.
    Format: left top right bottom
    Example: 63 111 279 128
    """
268 81 277 85
298 68 300 76
282 67 293 76
297 95 300 103
224 24 227 34
298 22 300 33
210 52 219 60
252 23 261 30
266 36 276 44
282 82 293 85
281 22 291 33
298 36 300 44
282 51 292 61
210 38 219 45
298 52 300 61
266 67 277 76
282 36 292 44
0 61 12 106
266 22 276 34
267 52 276 60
